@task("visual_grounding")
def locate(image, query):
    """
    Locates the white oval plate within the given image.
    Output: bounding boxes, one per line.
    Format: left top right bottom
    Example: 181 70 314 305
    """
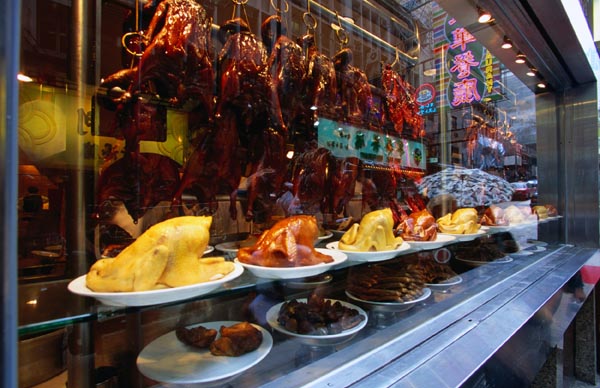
325 241 412 262
406 234 456 250
204 245 215 255
234 248 347 280
137 321 272 385
317 231 334 241
455 256 513 267
345 288 431 312
67 263 244 307
265 299 367 346
439 229 486 242
426 275 463 290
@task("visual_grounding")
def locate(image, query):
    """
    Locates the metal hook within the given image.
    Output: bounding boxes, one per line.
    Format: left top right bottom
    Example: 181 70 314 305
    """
121 32 145 57
334 11 349 47
270 0 289 14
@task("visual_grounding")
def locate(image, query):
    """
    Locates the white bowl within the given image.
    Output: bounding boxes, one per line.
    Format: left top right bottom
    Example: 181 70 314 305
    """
406 234 456 250
68 263 244 307
234 248 347 280
265 299 367 346
325 241 412 262
439 229 486 242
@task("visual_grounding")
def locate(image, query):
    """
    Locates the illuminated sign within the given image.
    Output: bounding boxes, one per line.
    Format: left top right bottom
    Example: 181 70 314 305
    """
433 6 502 108
317 118 426 170
416 83 437 116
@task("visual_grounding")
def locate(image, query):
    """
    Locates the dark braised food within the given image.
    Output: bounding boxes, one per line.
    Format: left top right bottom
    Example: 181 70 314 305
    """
277 294 365 335
209 322 263 357
347 264 426 302
176 325 217 349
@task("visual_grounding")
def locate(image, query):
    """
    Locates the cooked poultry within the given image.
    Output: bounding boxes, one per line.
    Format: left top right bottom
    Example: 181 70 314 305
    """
339 208 404 251
237 215 333 267
176 325 217 348
396 208 437 241
532 205 549 220
347 263 426 302
480 205 509 226
86 216 235 291
437 208 480 234
289 147 333 215
210 322 263 357
381 64 424 138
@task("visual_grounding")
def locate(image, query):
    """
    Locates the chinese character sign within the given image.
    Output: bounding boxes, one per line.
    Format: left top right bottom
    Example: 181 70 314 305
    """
432 8 501 107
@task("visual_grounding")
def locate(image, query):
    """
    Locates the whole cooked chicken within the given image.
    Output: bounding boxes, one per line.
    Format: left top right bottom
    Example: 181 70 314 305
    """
437 208 480 234
237 215 333 267
86 216 235 292
339 208 404 252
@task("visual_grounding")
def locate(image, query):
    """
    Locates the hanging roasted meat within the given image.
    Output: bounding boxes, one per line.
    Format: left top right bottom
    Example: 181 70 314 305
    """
244 128 287 222
98 0 215 146
326 156 360 216
261 15 306 131
95 153 181 222
381 64 423 139
289 147 333 215
334 48 378 129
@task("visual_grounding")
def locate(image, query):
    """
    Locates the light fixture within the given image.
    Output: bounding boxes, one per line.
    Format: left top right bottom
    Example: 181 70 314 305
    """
515 52 526 64
526 67 537 77
501 36 512 49
423 68 437 76
17 73 33 82
537 81 547 89
477 7 492 23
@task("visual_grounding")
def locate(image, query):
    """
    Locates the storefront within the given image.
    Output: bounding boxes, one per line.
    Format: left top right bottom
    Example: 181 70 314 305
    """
2 0 600 386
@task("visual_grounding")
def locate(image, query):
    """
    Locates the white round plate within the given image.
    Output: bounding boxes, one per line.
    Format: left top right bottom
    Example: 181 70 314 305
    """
455 256 513 267
482 225 510 233
325 241 412 262
234 248 347 280
67 263 244 307
137 321 272 385
439 229 486 242
345 288 431 312
204 245 215 255
406 234 456 250
265 299 367 346
215 240 255 254
317 231 334 241
527 239 548 247
511 250 533 257
426 275 463 290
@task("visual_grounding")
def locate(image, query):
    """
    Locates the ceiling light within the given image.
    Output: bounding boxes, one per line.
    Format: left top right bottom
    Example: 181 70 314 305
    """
17 73 33 82
526 67 537 77
423 68 437 76
515 52 526 64
537 81 547 89
477 7 492 23
501 36 512 49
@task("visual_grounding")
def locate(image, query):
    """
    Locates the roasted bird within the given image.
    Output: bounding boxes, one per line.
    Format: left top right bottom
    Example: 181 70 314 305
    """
95 152 181 222
334 48 378 129
300 34 338 120
210 322 263 357
480 205 509 226
437 208 480 234
396 208 437 241
326 156 360 216
86 216 236 292
339 208 404 252
289 147 333 215
237 215 333 267
381 64 423 138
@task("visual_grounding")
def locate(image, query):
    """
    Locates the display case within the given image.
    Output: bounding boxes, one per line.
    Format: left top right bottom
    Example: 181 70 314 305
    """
3 0 600 387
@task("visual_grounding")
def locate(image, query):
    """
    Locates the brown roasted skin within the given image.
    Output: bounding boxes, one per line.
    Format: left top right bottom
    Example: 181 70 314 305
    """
289 147 333 215
95 153 181 222
381 64 423 139
176 325 217 349
237 215 334 267
334 48 378 129
327 156 360 216
480 205 509 226
397 209 437 241
209 322 263 357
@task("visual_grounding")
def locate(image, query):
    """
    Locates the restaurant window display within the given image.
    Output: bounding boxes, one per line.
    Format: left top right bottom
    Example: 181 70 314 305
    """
11 0 592 387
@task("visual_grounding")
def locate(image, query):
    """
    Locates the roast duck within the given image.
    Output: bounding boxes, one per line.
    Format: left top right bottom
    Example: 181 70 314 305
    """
176 321 263 357
96 0 213 221
381 64 424 138
396 208 437 241
237 215 334 267
339 208 404 251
